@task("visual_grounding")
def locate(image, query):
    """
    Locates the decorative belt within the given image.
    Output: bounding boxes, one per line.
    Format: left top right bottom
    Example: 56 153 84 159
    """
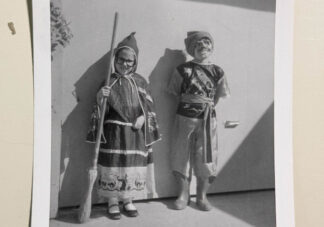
180 94 215 163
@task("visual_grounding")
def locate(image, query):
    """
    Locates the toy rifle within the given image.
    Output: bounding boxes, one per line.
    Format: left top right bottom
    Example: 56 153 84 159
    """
78 12 119 223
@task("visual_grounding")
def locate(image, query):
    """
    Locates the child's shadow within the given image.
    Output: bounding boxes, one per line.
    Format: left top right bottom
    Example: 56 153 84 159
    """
58 52 111 213
148 48 187 202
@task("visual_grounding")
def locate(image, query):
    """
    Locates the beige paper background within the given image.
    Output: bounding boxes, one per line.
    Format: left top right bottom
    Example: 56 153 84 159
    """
293 0 324 226
0 0 324 226
0 1 33 227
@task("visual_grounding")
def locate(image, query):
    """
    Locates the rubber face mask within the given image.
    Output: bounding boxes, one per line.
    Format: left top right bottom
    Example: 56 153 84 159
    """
114 48 136 75
193 38 213 62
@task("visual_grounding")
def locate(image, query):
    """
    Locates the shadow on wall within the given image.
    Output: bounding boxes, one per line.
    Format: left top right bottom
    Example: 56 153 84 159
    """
211 102 275 193
59 52 110 208
180 0 275 12
148 49 186 197
200 102 275 226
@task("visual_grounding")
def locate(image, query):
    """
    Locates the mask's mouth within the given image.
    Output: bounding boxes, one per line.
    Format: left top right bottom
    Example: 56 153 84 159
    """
196 48 212 57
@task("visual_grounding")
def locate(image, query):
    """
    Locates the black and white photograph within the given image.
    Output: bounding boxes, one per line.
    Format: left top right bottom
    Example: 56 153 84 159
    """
31 0 295 226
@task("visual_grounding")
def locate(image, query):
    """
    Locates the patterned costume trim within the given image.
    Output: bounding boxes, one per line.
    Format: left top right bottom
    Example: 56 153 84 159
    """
99 148 151 158
97 166 149 193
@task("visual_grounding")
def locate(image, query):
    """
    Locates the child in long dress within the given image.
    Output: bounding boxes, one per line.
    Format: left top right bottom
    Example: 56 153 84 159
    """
87 32 160 219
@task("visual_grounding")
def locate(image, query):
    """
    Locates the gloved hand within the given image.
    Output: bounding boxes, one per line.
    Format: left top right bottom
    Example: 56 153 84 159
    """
132 115 145 130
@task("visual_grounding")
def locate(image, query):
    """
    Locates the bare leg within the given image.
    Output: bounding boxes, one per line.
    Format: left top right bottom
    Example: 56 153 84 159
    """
108 197 119 213
174 171 190 210
196 177 212 211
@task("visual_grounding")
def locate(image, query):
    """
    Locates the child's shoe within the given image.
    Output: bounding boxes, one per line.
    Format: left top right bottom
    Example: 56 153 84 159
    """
107 203 121 220
196 198 212 211
174 192 190 210
123 202 139 217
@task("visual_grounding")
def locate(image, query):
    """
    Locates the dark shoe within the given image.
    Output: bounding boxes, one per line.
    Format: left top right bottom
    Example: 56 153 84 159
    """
196 199 212 211
123 202 139 217
107 204 121 220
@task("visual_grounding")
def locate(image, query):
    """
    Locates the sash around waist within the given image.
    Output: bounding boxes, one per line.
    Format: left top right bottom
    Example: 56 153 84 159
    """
177 94 215 119
180 94 214 105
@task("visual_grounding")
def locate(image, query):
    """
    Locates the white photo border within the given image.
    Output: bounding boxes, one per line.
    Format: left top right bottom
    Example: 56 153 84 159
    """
274 1 295 226
31 0 295 226
32 0 51 227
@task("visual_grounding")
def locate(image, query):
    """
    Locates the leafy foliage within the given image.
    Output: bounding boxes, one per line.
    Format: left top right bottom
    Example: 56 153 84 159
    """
51 2 73 59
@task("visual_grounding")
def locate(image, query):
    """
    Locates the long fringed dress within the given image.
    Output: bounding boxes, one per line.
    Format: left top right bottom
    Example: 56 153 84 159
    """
86 73 161 200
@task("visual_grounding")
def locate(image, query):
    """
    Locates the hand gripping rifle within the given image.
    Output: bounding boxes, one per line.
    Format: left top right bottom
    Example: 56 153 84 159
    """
78 12 119 223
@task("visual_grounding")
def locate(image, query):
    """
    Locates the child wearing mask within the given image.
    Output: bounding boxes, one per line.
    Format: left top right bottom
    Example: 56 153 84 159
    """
167 31 230 211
